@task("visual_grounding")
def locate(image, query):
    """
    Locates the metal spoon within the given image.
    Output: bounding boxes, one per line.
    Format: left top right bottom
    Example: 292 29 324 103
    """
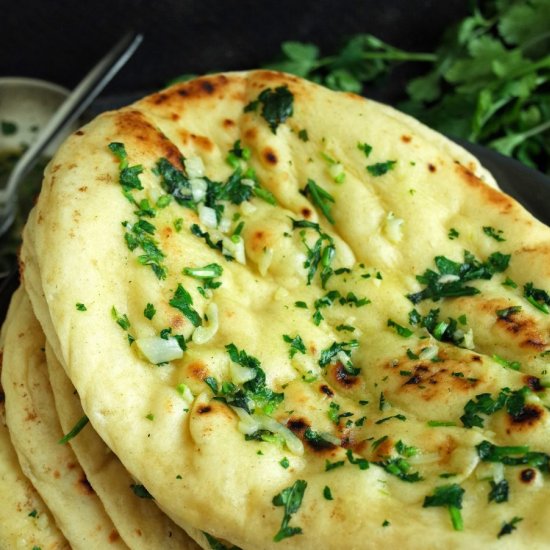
0 31 143 236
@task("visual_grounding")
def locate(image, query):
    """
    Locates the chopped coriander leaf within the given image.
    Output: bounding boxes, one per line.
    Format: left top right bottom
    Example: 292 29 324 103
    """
461 387 530 428
298 129 309 141
325 459 345 471
406 349 418 360
145 413 155 421
387 319 413 337
488 479 509 503
130 484 154 499
375 414 407 425
407 250 511 304
491 353 521 371
280 457 290 469
502 277 518 289
28 509 38 518
483 226 506 242
58 415 89 444
382 520 390 527
423 484 465 531
395 440 418 457
476 440 550 473
374 457 422 482
253 186 277 205
203 531 241 550
111 306 131 331
304 427 337 449
427 420 456 427
496 305 522 318
497 517 523 539
247 86 294 134
169 284 203 327
448 228 459 240
272 479 307 541
366 160 396 176
223 344 284 415
283 334 307 358
378 392 387 411
108 142 144 192
303 179 335 224
294 301 308 309
144 303 156 320
227 140 251 168
345 449 369 470
122 220 167 279
323 486 333 500
190 224 225 255
292 219 336 288
174 218 184 232
371 435 388 450
523 282 550 314
336 324 355 332
318 340 360 375
357 142 373 157
75 302 87 311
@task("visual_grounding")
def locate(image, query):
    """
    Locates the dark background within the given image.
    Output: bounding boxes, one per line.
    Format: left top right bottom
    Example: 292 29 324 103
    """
1 0 468 105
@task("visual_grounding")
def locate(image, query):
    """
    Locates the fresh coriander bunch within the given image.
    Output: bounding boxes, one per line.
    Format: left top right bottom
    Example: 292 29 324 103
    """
401 0 550 174
264 0 550 174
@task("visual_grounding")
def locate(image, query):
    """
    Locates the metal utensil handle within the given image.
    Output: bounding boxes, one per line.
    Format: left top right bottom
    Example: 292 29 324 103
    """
0 31 143 207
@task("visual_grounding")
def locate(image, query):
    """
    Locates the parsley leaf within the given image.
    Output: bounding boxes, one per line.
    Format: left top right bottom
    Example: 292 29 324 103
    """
366 160 396 176
423 484 465 531
246 86 294 134
283 334 307 358
272 479 307 542
169 284 202 327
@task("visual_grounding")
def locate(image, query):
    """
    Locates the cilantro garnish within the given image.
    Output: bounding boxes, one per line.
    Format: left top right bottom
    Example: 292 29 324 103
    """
323 486 333 500
272 479 307 542
282 334 307 358
497 517 523 539
407 250 510 304
461 387 530 428
395 440 418 458
58 415 89 445
291 219 335 288
183 263 223 294
345 449 369 470
476 440 550 473
122 220 167 279
366 160 396 176
226 139 251 168
298 129 309 141
325 459 345 471
280 457 290 469
408 308 468 347
488 479 509 504
357 142 373 157
523 282 550 314
111 306 131 331
448 228 459 240
374 457 422 482
207 344 284 415
387 319 413 338
130 484 154 499
144 303 156 320
318 340 360 375
483 226 506 242
375 414 407 425
75 303 87 311
303 179 335 223
190 224 225 255
496 305 522 318
245 86 294 134
169 284 202 327
108 142 144 193
202 532 241 550
423 484 465 531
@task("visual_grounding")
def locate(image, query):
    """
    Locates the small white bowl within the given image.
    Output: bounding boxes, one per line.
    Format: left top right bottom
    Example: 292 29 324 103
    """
0 77 79 156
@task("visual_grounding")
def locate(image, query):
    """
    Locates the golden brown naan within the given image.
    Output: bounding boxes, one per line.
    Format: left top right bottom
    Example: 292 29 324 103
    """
14 70 550 548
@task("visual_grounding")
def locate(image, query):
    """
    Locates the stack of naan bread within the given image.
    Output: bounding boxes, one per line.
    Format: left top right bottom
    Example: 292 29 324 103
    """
1 71 549 549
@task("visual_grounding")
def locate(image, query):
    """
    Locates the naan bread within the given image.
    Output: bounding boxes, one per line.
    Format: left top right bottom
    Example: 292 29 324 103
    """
0 290 68 550
20 70 550 548
46 340 202 549
1 288 128 549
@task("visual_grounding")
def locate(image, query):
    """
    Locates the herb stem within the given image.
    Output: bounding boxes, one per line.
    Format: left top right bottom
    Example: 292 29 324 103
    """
314 51 437 69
